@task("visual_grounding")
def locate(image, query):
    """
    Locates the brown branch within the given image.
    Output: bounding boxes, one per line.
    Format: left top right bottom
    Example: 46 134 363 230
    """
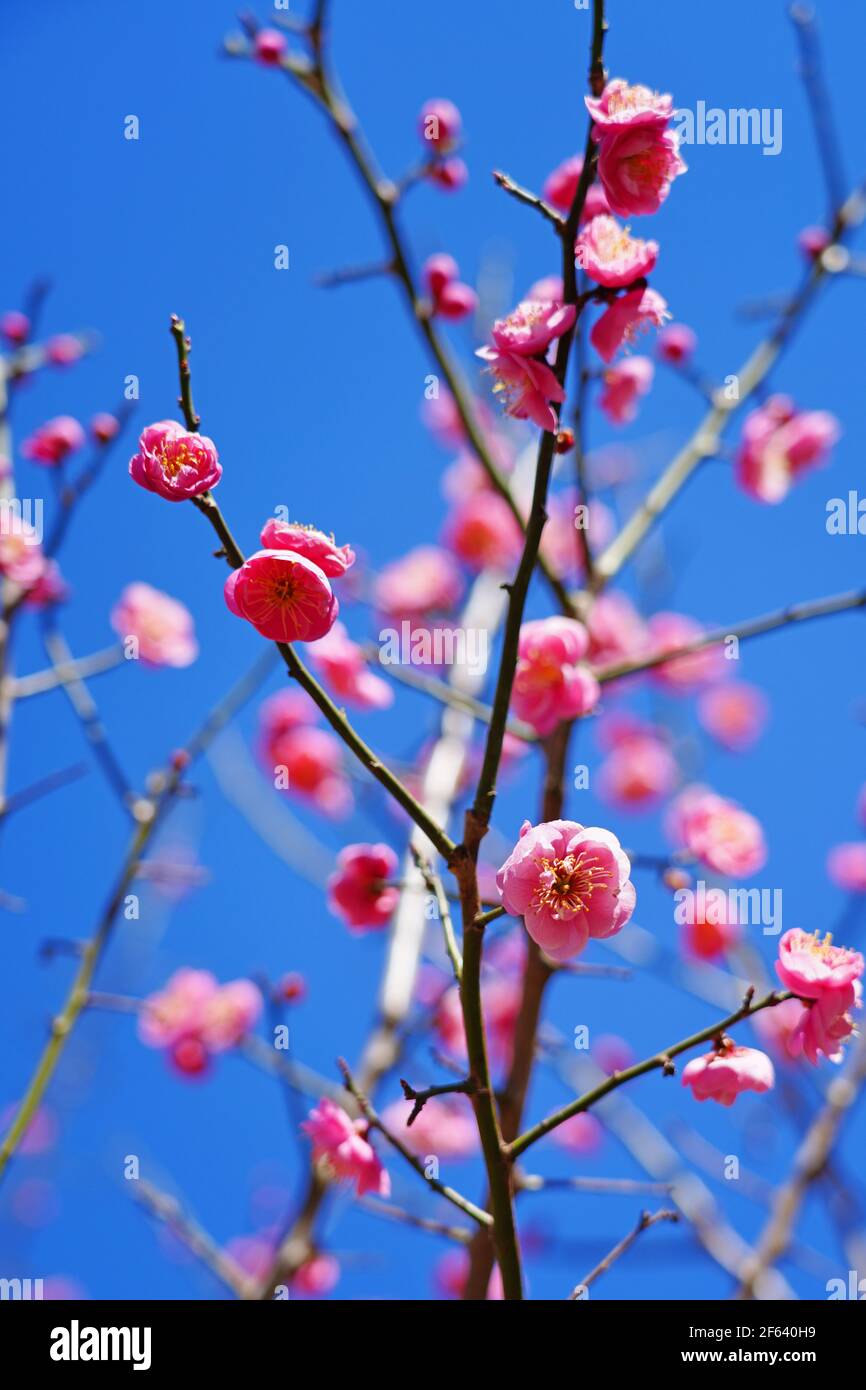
567 1208 680 1299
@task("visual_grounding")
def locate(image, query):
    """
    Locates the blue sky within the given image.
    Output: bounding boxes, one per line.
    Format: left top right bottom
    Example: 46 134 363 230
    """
0 0 865 1300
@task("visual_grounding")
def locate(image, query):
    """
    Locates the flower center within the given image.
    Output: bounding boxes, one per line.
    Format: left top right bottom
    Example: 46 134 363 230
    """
532 851 610 919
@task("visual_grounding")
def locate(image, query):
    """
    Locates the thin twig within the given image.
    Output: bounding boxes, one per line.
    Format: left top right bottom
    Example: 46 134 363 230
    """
567 1209 679 1299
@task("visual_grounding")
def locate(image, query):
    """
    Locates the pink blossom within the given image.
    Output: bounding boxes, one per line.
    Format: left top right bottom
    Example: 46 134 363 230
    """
254 28 287 65
269 726 352 816
599 356 654 425
590 287 669 363
595 124 686 218
667 785 767 878
225 550 338 643
735 395 839 503
776 928 864 1001
45 334 82 366
374 545 463 619
827 843 866 892
308 622 393 709
435 1251 504 1300
680 902 741 962
586 591 650 667
550 1112 604 1154
790 989 861 1066
496 818 636 962
0 529 47 589
1 310 29 345
129 420 221 501
477 344 567 431
647 611 725 692
698 682 769 751
259 689 319 742
488 300 577 357
577 215 658 288
435 978 521 1069
0 1102 58 1156
585 78 675 131
798 225 831 260
260 518 356 578
380 1098 477 1159
512 617 600 734
657 323 697 364
427 157 468 191
91 412 120 442
594 1034 635 1075
111 582 197 667
327 843 399 931
543 155 610 221
540 493 614 580
292 1255 340 1297
752 996 808 1061
443 492 524 572
277 972 307 1004
598 729 677 810
139 969 262 1067
302 1098 390 1198
422 254 477 320
682 1043 774 1106
418 98 462 152
22 416 85 466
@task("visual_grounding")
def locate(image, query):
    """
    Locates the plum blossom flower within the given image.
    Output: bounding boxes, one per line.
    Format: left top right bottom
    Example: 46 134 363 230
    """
292 1255 340 1298
798 225 831 260
540 492 614 580
22 416 85 466
380 1098 477 1159
827 843 866 892
129 420 221 501
776 928 864 1001
260 518 356 578
422 254 478 320
436 1251 504 1300
667 785 767 877
594 124 687 218
139 969 262 1076
477 300 576 432
680 902 741 962
443 492 523 572
550 1113 604 1154
590 287 669 363
487 300 576 357
576 215 658 288
427 157 468 191
110 583 197 668
735 395 839 504
543 154 609 221
373 545 463 619
435 977 521 1069
254 28 287 65
327 843 399 931
789 988 861 1066
0 528 47 589
46 334 82 367
302 1098 390 1198
698 682 769 751
657 323 697 364
597 724 677 811
599 356 654 425
308 622 393 709
418 98 462 152
225 550 338 643
496 818 635 962
512 617 600 734
22 559 68 610
586 590 650 667
91 412 120 442
682 1042 774 1106
1 310 29 345
585 78 675 131
646 611 725 692
270 726 352 817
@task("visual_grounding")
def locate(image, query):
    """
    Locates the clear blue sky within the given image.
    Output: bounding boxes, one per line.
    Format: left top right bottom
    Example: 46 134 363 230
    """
1 0 865 1300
